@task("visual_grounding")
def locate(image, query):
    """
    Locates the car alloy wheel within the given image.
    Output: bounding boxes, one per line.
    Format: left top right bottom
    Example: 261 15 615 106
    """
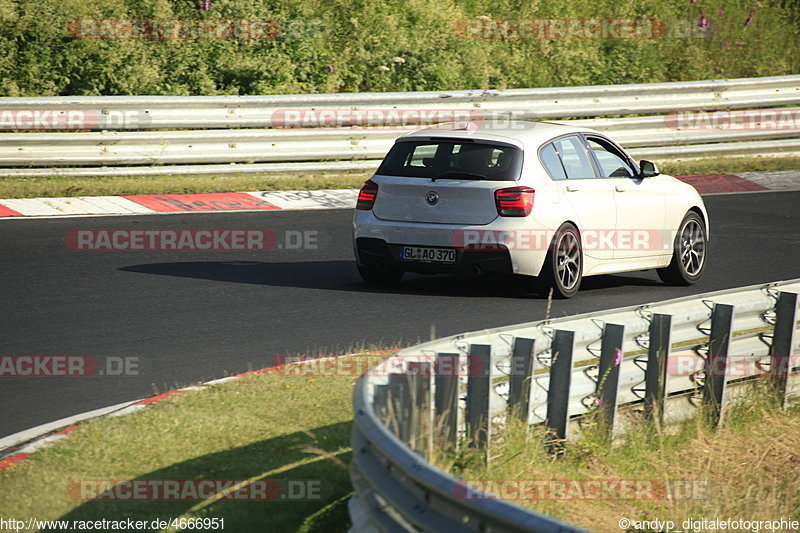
541 223 582 299
679 218 706 276
556 231 581 291
658 211 707 285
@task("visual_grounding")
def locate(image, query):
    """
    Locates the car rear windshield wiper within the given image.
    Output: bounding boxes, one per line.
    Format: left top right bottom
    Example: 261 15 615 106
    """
434 170 488 180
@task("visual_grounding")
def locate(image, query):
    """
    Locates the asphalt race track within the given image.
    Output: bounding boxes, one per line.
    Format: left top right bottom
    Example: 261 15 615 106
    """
1 191 799 438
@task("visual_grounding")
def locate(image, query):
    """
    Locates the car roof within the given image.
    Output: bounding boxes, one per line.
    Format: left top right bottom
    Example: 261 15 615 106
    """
399 120 599 148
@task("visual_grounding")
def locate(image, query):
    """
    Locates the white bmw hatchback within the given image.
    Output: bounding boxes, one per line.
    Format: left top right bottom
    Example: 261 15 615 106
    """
353 121 709 298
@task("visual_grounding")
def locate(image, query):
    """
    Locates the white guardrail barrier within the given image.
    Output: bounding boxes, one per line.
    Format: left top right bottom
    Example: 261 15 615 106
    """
348 280 800 532
0 75 798 175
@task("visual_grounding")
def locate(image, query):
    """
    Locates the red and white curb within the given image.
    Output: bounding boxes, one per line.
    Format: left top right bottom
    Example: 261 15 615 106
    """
0 351 394 471
679 170 799 194
0 188 359 219
0 171 798 219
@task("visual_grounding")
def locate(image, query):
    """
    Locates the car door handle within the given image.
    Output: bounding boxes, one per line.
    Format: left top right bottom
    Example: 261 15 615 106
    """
615 185 628 192
566 185 580 192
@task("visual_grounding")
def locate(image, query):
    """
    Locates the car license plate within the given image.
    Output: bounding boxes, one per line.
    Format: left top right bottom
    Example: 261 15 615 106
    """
400 246 456 263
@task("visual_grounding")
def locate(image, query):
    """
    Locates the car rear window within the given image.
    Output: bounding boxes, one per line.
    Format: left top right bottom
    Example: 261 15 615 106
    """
376 139 523 181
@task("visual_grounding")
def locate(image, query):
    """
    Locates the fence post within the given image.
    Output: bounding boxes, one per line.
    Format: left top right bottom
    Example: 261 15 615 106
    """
703 303 734 428
645 314 672 425
435 353 460 452
545 330 574 451
771 292 798 406
596 324 624 440
508 337 535 423
388 373 411 443
373 384 389 424
466 344 491 452
407 361 432 456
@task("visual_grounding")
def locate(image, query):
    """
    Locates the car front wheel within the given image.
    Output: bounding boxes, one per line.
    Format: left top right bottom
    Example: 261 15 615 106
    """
657 211 707 285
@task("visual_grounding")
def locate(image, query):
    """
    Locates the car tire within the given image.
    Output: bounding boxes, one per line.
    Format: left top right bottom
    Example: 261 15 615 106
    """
358 264 404 285
540 223 583 299
657 211 707 286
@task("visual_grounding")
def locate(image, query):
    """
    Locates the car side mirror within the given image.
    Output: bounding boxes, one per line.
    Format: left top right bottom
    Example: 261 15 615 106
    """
639 160 659 178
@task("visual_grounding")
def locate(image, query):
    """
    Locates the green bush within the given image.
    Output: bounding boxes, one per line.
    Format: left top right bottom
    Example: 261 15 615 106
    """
0 0 797 96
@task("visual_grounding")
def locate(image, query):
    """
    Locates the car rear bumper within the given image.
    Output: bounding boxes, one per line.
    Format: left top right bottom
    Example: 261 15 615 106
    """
352 211 552 277
355 237 514 276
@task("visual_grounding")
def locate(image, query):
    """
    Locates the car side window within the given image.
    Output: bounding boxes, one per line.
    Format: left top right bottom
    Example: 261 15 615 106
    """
552 136 596 179
539 143 567 180
586 137 636 178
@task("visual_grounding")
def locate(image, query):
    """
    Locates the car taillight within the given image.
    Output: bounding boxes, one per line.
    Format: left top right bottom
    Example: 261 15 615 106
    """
495 186 534 217
356 180 379 210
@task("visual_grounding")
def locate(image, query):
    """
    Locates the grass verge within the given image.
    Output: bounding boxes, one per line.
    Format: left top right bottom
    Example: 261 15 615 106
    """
0 350 393 532
0 156 797 199
655 155 800 177
2 352 800 531
0 171 373 199
436 387 800 533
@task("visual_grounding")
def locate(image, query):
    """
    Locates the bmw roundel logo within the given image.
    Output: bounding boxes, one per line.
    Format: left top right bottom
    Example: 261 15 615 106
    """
425 191 439 205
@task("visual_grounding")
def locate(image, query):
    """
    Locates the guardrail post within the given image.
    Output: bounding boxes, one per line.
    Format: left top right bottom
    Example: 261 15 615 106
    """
645 314 672 425
406 369 419 452
545 330 574 452
466 344 491 452
407 361 433 457
703 303 734 428
771 291 798 406
388 373 411 443
373 384 389 424
434 353 460 452
507 337 535 423
596 324 624 440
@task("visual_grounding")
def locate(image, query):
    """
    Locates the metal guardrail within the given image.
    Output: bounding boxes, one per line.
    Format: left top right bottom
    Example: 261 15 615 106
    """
2 108 799 167
349 280 800 532
0 75 798 174
2 75 798 128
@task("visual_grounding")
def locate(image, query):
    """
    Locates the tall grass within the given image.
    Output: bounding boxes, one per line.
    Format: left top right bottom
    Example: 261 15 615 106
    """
434 382 800 533
0 0 797 96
